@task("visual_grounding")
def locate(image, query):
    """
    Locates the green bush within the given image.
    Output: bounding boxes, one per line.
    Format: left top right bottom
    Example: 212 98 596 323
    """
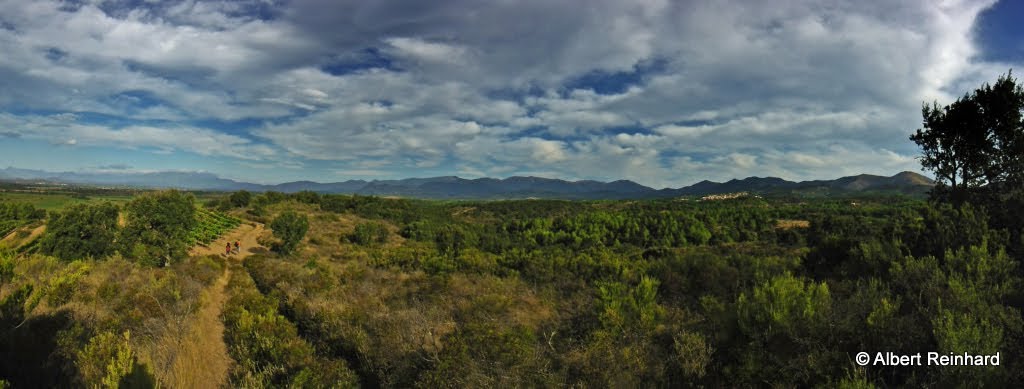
350 222 389 246
270 212 308 255
222 268 357 387
229 190 253 208
76 331 155 388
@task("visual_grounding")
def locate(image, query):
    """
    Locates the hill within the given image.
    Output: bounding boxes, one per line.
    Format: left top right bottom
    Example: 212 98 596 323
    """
0 167 934 199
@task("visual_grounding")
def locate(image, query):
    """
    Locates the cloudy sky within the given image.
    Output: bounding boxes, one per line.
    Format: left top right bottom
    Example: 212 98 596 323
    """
1 0 1022 188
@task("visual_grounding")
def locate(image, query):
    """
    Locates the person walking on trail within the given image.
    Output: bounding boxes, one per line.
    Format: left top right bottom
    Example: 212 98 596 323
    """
226 242 232 256
234 241 240 254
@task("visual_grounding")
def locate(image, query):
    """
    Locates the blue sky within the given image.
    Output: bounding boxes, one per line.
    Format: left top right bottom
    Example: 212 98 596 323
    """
0 0 1021 188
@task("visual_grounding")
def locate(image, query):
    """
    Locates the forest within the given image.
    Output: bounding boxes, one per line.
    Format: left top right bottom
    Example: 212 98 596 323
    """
0 75 1021 388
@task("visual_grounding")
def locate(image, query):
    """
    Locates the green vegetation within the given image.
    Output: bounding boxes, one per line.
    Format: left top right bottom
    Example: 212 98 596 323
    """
270 211 308 255
0 251 224 387
187 208 242 246
222 261 358 387
232 191 1023 387
38 203 119 261
350 222 389 246
229 190 252 208
0 202 44 238
0 189 134 211
28 190 238 265
120 190 197 266
3 183 1022 386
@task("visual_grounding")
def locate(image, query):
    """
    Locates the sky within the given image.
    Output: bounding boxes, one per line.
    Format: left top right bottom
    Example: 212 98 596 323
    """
0 0 1022 188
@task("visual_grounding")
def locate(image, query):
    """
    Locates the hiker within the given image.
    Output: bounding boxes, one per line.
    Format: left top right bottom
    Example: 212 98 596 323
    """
234 241 240 254
226 242 232 256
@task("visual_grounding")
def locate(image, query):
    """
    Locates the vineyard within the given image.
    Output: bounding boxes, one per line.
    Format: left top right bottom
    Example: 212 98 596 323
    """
0 202 44 239
188 208 242 246
0 220 25 239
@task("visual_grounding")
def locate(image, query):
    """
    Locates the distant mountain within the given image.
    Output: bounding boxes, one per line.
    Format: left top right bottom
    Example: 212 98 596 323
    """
358 176 653 199
0 167 934 199
267 180 368 193
662 171 935 197
0 167 260 191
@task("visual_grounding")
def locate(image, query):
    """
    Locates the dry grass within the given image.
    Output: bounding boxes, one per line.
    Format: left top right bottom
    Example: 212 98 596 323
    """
775 219 810 229
161 267 232 388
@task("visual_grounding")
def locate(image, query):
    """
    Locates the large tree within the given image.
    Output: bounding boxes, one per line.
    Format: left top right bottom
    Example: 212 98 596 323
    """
119 190 197 266
38 203 119 261
911 71 1024 202
975 72 1024 187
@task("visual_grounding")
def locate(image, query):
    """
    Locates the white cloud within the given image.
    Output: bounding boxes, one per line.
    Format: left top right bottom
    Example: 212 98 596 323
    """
0 112 275 160
385 37 469 64
0 0 1018 187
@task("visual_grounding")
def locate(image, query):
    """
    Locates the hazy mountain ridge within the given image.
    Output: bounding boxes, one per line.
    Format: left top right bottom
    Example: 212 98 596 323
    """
0 167 934 199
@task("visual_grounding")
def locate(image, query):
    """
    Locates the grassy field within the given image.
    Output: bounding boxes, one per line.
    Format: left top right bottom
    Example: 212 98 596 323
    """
0 191 134 210
0 185 225 211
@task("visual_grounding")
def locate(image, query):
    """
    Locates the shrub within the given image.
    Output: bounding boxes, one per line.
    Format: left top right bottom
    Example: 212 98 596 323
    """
76 331 155 388
350 222 389 246
229 190 253 208
270 212 308 255
435 225 467 258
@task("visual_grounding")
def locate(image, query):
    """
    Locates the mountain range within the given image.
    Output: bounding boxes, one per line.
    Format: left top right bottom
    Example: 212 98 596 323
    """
0 167 934 199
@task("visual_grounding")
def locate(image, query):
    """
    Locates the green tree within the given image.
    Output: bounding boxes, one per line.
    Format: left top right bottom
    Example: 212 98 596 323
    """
911 71 1024 202
228 190 252 208
270 211 308 255
974 72 1024 187
435 225 466 258
120 190 197 266
38 203 119 261
350 222 389 246
291 190 321 205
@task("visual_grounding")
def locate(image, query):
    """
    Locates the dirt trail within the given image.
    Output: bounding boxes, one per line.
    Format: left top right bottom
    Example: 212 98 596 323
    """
168 222 266 388
189 222 268 258
0 224 45 247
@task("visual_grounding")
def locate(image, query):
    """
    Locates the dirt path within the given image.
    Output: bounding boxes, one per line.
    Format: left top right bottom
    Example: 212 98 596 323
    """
167 222 267 388
189 222 268 258
0 224 45 247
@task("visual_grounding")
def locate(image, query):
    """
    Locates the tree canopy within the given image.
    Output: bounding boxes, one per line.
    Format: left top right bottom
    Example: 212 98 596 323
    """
270 211 308 255
119 190 197 266
38 203 119 261
911 71 1024 202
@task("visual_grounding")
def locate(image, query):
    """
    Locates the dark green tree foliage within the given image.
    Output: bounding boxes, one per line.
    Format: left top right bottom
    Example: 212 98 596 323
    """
222 268 358 386
228 190 252 208
38 203 119 261
0 202 45 237
974 73 1024 187
290 191 321 205
239 193 1024 387
0 202 45 221
253 191 287 208
736 273 835 385
911 71 1024 202
119 190 197 266
912 97 989 191
350 222 388 246
434 225 467 258
270 211 308 255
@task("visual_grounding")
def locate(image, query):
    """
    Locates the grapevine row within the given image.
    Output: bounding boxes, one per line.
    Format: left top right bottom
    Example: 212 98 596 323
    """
186 208 242 246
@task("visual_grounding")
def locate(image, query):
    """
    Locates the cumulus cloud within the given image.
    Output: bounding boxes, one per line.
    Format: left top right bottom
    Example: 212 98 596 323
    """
0 0 1018 186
